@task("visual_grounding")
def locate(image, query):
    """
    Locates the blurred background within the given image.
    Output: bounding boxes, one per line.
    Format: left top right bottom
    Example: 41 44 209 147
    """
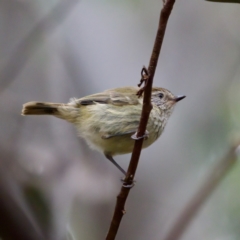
0 0 240 239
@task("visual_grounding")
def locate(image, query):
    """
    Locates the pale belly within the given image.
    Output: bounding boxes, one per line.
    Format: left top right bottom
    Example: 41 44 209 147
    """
80 119 164 156
75 104 165 156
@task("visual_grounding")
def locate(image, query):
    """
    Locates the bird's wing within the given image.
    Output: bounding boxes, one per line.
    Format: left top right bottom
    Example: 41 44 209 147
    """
71 87 143 139
74 87 141 106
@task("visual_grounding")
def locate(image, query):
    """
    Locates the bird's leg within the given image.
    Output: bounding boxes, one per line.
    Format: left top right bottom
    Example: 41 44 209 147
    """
105 154 135 188
101 130 136 139
105 154 126 176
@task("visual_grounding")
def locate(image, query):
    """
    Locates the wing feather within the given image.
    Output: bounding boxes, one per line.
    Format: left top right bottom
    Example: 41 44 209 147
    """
74 87 141 106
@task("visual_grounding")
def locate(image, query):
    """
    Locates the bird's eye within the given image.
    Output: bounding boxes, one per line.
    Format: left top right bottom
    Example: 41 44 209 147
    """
159 93 164 99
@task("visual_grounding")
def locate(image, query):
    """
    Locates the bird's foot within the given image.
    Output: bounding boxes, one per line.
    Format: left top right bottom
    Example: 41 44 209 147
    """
131 130 149 140
120 177 136 188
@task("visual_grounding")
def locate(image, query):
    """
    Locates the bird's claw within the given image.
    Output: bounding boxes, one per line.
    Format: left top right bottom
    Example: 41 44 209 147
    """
120 177 136 188
131 130 149 140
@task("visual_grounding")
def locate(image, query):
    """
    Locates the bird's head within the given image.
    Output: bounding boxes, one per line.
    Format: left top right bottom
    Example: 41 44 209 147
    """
151 87 185 112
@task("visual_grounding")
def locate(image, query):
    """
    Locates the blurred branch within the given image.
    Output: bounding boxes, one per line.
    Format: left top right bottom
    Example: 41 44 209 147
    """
105 1 176 239
163 143 240 240
0 169 44 240
206 0 240 3
23 185 52 236
0 0 80 95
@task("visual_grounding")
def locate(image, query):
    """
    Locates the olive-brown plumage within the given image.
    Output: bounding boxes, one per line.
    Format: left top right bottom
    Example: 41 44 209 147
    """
22 86 185 174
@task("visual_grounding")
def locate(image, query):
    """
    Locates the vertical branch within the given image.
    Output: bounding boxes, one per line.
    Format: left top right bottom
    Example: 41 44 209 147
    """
105 1 176 239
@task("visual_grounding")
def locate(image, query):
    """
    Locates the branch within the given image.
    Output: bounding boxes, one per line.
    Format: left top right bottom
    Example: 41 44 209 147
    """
105 1 176 239
206 0 240 3
163 143 240 240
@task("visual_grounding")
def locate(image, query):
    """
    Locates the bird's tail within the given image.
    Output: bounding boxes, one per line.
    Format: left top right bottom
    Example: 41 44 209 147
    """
21 102 63 115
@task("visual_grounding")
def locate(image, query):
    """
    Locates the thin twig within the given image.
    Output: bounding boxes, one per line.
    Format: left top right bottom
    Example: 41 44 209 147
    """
163 143 240 240
0 0 79 95
206 0 240 3
105 1 176 239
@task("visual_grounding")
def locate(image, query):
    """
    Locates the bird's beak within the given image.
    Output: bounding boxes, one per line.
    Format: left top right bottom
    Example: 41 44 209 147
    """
174 95 186 102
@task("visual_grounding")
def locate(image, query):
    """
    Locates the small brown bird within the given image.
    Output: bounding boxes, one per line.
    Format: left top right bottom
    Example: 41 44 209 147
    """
22 86 185 174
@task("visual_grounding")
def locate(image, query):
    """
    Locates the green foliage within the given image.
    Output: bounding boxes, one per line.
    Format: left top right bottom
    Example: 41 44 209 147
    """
66 227 77 240
23 185 51 233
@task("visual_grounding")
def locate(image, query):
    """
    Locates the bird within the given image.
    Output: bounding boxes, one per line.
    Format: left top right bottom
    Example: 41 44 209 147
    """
21 86 185 175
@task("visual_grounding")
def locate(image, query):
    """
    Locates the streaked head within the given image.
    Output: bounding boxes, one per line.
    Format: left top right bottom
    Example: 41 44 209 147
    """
151 87 185 111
